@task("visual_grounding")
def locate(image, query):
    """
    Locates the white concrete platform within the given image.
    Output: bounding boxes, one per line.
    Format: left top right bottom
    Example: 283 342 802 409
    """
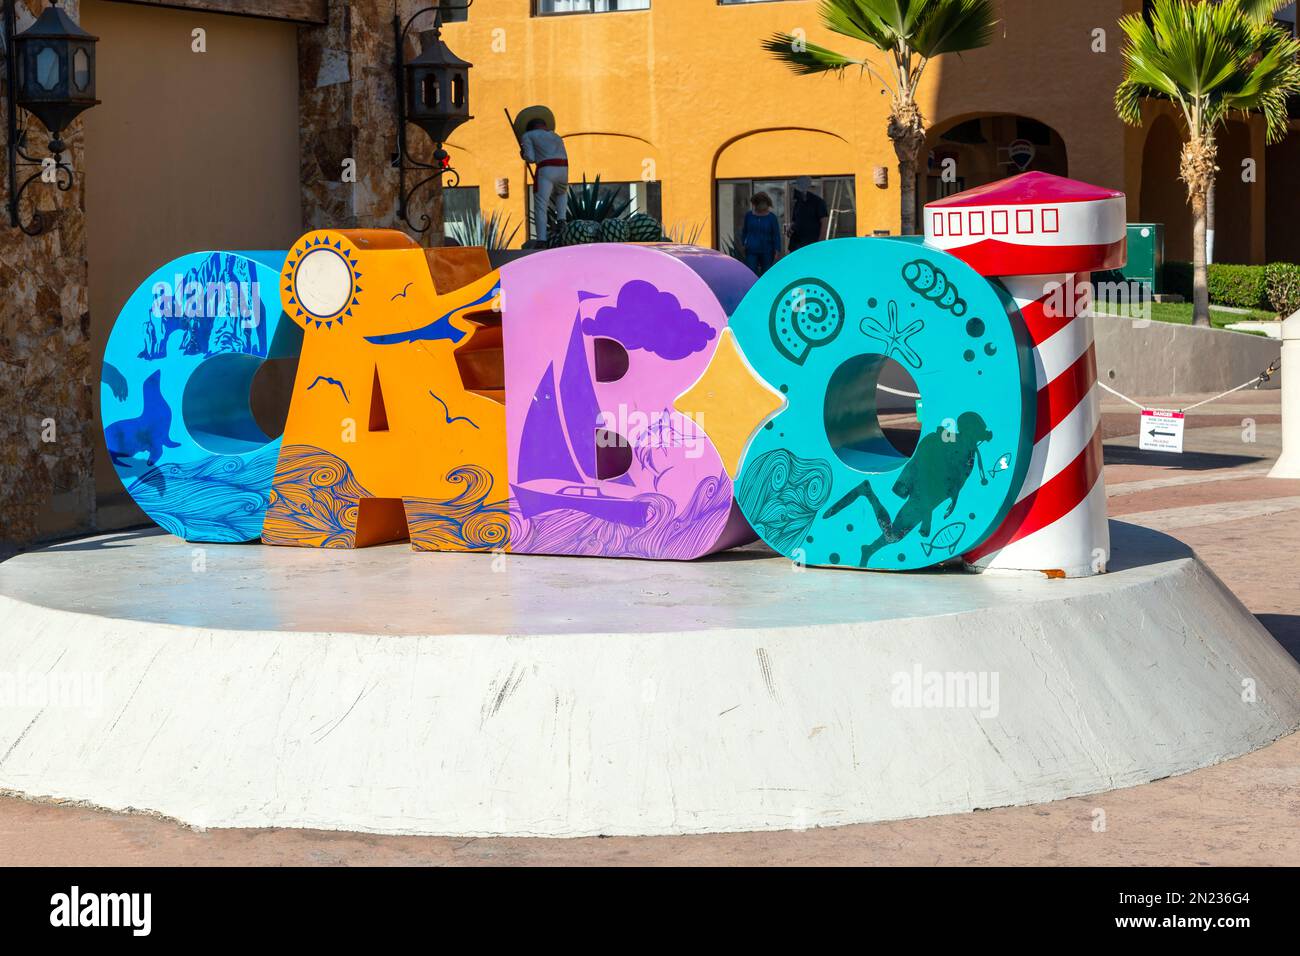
1 523 1297 837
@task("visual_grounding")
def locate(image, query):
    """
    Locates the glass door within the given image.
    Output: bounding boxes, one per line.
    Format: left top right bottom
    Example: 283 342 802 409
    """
716 176 855 256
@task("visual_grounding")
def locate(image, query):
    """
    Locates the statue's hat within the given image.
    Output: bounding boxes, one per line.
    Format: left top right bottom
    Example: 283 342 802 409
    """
513 105 557 139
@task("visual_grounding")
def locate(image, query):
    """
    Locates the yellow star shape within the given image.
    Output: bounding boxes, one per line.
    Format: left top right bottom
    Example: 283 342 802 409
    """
673 329 786 478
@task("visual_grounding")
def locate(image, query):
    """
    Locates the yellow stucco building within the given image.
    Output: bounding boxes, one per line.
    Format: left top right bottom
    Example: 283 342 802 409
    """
441 0 1300 265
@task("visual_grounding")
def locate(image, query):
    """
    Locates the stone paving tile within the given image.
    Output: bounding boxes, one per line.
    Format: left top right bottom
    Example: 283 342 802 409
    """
1107 477 1300 517
1173 509 1300 658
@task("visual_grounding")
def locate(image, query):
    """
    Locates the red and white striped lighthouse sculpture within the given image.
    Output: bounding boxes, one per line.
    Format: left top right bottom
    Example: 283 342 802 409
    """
924 172 1127 577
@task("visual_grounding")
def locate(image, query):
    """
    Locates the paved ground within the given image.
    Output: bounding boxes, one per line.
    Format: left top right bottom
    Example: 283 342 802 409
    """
1 390 1296 866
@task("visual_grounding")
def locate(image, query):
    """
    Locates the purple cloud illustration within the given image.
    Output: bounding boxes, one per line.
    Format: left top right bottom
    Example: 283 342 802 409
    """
581 280 716 360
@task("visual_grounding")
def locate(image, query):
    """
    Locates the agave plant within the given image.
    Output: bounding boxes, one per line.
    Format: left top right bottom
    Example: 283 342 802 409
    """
664 221 705 246
545 174 632 237
446 208 521 251
1116 0 1300 325
763 0 997 236
551 212 663 248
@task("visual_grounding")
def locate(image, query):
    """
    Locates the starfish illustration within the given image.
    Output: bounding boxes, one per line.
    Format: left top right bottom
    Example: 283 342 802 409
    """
860 300 924 369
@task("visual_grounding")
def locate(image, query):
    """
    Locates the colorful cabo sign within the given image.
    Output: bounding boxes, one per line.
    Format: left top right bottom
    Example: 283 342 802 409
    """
100 172 1123 576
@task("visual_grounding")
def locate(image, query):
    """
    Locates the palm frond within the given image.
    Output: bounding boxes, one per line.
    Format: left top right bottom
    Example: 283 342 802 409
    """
765 0 999 90
1116 0 1300 142
817 0 899 49
1235 0 1292 24
762 33 864 75
912 0 998 58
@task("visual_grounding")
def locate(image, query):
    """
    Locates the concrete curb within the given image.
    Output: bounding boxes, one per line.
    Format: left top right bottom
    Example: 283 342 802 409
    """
0 524 1296 837
1095 313 1281 397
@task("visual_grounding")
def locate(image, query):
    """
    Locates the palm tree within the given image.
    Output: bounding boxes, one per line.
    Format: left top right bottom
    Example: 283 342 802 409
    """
1116 0 1300 326
762 0 997 237
1205 1 1293 264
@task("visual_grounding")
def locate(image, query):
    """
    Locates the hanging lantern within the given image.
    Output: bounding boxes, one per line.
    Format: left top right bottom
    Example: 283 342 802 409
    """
12 0 99 152
393 3 474 235
402 23 472 148
5 0 101 234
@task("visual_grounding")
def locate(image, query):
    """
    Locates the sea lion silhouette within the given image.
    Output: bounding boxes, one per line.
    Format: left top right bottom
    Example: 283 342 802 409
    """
824 411 993 566
105 370 182 466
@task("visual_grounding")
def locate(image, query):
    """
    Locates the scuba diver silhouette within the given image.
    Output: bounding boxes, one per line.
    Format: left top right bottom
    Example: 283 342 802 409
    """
824 411 994 566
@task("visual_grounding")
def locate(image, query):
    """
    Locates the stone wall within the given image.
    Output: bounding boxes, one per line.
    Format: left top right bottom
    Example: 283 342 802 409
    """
298 0 443 238
0 1 454 552
0 0 95 552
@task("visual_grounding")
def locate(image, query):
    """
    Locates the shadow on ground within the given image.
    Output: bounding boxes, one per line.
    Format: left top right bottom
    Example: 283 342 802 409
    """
36 527 165 552
1102 445 1267 470
1257 614 1300 664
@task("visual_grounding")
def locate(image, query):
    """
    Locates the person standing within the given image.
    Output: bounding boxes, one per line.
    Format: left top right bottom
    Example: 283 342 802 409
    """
788 176 830 252
740 192 782 276
520 118 569 244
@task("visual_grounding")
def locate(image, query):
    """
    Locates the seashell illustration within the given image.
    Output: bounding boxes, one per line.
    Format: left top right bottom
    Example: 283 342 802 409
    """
902 258 968 316
769 279 845 365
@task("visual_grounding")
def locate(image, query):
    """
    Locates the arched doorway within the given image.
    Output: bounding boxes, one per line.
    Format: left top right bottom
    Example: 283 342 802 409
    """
1140 114 1192 262
924 114 1069 207
1141 114 1260 265
1267 132 1300 263
712 128 857 256
1208 120 1254 264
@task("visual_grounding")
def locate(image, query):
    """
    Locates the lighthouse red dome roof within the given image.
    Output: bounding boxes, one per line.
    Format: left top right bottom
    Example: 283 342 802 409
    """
923 172 1128 277
928 171 1124 208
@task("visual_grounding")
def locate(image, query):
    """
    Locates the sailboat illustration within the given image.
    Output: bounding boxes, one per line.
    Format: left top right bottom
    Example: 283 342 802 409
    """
510 313 653 527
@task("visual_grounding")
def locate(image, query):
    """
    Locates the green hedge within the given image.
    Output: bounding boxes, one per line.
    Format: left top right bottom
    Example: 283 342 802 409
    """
1160 261 1292 311
1265 262 1300 316
1208 264 1270 309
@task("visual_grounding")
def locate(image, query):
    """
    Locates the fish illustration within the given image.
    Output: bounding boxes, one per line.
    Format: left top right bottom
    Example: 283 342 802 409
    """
976 449 1013 485
920 522 967 558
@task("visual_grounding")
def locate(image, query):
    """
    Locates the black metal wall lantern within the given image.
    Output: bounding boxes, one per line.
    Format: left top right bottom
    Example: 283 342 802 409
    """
393 0 472 234
3 0 99 235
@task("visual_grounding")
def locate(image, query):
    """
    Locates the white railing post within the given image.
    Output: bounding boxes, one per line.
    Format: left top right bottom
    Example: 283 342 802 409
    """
1269 310 1299 479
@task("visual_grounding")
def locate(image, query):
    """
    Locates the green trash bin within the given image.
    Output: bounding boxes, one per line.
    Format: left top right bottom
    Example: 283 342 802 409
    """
1120 223 1164 295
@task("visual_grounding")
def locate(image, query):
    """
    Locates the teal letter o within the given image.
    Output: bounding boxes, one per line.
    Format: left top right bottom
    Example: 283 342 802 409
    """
731 238 1036 570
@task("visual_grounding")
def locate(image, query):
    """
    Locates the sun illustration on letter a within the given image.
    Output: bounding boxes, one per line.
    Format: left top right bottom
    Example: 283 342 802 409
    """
283 236 363 329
